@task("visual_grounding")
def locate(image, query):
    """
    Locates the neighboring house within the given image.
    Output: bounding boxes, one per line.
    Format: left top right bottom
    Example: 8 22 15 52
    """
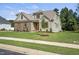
14 10 62 32
0 16 12 30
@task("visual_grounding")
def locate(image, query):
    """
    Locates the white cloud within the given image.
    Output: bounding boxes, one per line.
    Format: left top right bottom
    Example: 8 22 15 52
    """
5 6 13 9
18 10 26 12
41 9 46 11
10 11 15 15
32 5 39 9
25 4 39 10
0 10 17 20
18 9 33 14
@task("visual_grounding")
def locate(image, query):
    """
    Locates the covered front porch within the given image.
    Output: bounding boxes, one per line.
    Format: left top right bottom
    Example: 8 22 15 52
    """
33 22 39 31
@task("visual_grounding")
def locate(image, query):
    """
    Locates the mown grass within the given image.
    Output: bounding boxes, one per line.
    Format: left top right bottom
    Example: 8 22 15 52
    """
0 39 79 55
0 31 79 44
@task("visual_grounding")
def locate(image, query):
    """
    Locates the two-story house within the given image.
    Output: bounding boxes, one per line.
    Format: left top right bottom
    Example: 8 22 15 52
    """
14 10 62 32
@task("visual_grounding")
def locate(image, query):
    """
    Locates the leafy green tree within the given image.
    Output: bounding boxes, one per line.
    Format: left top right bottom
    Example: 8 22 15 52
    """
67 9 78 31
60 7 69 30
60 7 78 31
76 4 79 29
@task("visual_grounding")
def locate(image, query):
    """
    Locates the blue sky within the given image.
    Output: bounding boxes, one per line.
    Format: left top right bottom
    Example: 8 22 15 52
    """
0 3 77 20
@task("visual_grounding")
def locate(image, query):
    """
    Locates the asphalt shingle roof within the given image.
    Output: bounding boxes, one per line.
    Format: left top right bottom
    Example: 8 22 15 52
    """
43 10 56 20
15 10 57 22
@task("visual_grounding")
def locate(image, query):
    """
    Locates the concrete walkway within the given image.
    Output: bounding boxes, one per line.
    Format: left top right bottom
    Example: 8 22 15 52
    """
0 44 58 55
0 37 79 49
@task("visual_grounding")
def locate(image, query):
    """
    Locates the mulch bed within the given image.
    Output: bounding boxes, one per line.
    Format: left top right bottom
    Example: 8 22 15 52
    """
37 33 49 36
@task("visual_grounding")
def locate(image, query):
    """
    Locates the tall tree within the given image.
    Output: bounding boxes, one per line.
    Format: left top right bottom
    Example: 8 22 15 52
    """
60 7 78 31
60 7 69 30
76 4 79 29
67 9 78 31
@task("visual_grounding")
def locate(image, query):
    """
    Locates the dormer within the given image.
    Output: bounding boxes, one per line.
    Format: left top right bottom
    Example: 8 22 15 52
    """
33 11 43 19
15 12 24 20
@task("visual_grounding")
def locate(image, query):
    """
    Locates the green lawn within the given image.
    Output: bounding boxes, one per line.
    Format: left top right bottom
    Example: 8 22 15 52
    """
0 39 79 55
0 31 79 44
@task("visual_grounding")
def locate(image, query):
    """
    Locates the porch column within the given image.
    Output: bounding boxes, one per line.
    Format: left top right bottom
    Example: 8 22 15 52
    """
39 21 41 31
30 22 35 32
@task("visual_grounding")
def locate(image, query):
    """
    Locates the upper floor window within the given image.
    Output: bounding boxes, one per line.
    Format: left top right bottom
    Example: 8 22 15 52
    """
36 14 40 19
21 15 23 19
51 19 54 22
33 12 43 19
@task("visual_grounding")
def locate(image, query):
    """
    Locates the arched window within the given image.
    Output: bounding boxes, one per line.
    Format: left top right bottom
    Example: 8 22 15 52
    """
41 18 48 28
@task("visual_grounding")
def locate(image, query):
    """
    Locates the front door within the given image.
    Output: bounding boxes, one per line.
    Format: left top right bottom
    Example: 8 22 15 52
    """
33 22 39 31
